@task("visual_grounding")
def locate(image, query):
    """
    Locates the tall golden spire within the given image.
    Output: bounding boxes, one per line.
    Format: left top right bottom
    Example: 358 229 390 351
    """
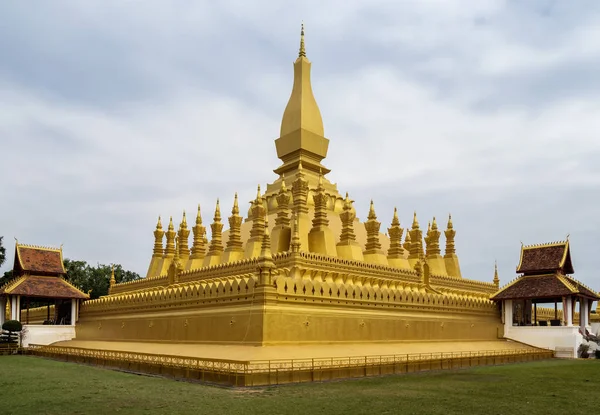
403 228 412 253
387 207 404 259
275 176 291 229
164 216 176 257
208 200 223 254
308 170 336 255
177 210 190 259
444 214 456 256
428 217 441 256
274 23 329 178
245 186 267 258
260 216 273 260
224 193 244 261
190 204 206 259
257 216 276 287
363 200 387 265
339 193 357 244
335 193 363 262
408 212 424 266
271 174 292 253
203 199 224 267
152 216 164 257
443 213 462 278
249 186 266 239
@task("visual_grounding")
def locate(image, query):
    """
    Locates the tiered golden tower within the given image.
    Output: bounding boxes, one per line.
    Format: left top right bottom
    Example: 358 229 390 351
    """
75 25 499 347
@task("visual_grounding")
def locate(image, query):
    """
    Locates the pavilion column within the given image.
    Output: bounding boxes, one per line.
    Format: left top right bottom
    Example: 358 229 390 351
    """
10 296 21 321
0 297 6 326
70 299 77 325
504 300 513 332
565 297 573 326
580 298 588 330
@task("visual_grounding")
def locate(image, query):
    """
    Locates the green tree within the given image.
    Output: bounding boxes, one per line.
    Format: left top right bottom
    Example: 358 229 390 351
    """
63 259 141 299
0 270 13 288
0 236 5 267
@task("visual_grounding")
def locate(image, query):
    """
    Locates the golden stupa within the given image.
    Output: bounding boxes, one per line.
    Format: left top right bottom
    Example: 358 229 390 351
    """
67 25 505 352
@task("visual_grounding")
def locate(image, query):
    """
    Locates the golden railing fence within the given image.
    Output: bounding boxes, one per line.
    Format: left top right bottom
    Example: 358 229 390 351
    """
25 344 554 387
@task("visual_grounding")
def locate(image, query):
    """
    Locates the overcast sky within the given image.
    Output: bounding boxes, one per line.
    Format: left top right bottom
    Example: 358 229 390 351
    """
2 1 599 290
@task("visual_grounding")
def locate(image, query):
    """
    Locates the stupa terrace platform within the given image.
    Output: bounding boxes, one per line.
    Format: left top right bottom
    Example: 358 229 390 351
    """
29 339 551 386
51 339 538 361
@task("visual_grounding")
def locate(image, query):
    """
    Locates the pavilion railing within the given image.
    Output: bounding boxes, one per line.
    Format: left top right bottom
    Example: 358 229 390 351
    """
24 344 554 387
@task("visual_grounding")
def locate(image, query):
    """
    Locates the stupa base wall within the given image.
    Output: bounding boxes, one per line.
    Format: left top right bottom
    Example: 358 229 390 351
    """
74 301 502 345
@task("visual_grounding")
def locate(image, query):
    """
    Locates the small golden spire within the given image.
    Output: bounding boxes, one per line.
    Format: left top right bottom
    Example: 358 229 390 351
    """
368 200 377 220
191 204 206 259
214 199 221 221
177 210 191 258
387 207 404 259
109 264 116 287
164 216 177 257
299 22 306 58
344 192 352 210
392 207 400 226
232 193 239 215
404 229 412 243
181 210 187 228
256 185 261 201
412 211 419 229
260 214 273 260
152 215 165 257
444 213 456 256
432 216 438 230
281 173 287 192
364 200 382 253
196 204 203 224
493 260 500 287
206 199 224 258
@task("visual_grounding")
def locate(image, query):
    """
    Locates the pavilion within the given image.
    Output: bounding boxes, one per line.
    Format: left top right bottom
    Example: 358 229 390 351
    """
0 242 89 346
491 239 599 358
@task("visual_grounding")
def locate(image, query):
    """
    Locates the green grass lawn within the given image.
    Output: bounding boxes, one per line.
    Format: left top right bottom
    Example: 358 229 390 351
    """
0 356 597 415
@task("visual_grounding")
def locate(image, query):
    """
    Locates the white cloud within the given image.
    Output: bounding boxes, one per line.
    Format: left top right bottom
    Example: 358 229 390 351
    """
2 1 600 290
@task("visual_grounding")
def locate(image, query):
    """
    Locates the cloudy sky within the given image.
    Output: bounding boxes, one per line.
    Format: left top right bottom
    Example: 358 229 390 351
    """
2 1 599 290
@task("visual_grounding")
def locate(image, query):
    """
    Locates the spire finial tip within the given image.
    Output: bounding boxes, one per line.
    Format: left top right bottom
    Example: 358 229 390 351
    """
299 22 306 58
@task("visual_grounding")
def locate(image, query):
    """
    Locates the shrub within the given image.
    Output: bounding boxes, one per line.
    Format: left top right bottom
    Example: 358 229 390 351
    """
1 320 22 345
2 320 22 333
595 350 600 359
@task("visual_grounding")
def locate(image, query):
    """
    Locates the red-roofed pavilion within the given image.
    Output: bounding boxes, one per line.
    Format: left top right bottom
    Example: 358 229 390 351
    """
0 242 88 328
491 239 599 358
